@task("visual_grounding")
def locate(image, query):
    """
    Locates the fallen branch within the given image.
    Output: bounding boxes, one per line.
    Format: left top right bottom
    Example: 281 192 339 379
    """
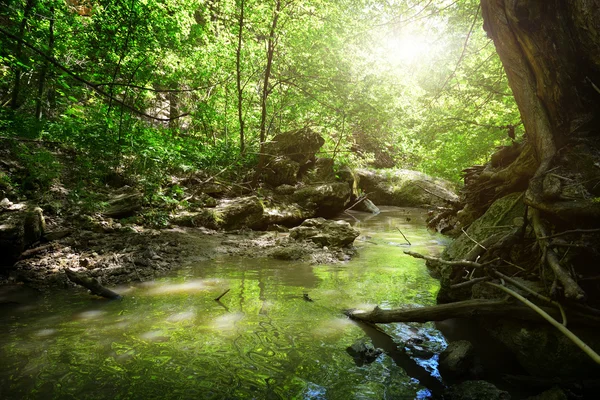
540 228 600 240
65 269 122 300
396 228 411 245
214 289 230 302
404 250 489 269
492 271 567 326
345 298 600 327
450 276 491 290
347 299 520 323
487 282 600 365
344 193 374 212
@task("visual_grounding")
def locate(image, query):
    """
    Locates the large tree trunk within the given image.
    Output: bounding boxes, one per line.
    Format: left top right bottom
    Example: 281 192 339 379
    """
479 0 600 221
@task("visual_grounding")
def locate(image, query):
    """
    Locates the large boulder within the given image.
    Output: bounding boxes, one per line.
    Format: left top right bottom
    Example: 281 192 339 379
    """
263 157 300 186
300 157 336 183
293 182 351 217
260 202 312 229
486 318 600 378
172 196 264 230
289 218 359 247
103 191 143 219
0 202 45 267
356 169 458 207
216 196 264 230
263 127 325 164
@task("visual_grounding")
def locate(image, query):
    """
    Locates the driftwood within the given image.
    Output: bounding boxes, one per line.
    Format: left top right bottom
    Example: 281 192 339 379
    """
65 269 122 300
345 299 600 327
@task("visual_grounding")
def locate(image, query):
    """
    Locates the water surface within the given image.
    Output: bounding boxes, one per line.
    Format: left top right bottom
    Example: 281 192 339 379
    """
0 207 447 399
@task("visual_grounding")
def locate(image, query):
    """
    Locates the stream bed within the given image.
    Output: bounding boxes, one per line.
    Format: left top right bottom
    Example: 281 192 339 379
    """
0 207 448 399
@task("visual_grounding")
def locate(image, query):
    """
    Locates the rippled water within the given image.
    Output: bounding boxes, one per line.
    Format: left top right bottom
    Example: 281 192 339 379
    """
0 207 448 399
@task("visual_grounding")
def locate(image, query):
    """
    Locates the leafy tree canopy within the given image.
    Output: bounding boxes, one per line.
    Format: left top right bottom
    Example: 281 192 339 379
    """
0 0 519 183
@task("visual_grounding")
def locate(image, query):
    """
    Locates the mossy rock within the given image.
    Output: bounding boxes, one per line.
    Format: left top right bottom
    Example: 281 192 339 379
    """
263 127 325 164
444 380 510 400
293 182 351 217
485 318 600 378
443 192 525 262
263 157 300 186
289 217 359 247
356 168 458 208
216 196 264 230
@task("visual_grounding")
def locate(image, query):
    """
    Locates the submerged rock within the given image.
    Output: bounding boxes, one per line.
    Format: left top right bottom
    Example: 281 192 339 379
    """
346 338 383 366
289 218 359 247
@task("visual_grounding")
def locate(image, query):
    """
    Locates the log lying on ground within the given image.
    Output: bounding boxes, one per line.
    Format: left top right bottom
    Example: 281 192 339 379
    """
65 269 122 300
345 299 600 327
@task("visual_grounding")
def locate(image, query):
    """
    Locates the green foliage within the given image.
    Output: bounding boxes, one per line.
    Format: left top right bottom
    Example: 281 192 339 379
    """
13 143 61 193
0 0 519 190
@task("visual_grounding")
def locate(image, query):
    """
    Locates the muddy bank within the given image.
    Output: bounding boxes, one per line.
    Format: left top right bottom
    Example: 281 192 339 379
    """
3 222 357 292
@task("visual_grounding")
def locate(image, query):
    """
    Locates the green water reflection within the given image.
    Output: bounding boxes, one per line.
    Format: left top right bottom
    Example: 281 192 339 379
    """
0 207 446 399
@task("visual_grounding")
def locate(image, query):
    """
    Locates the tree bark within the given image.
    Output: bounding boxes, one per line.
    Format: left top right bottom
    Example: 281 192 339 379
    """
480 0 600 206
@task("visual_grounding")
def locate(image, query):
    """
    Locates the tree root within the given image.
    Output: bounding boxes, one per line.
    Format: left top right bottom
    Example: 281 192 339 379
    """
531 209 586 300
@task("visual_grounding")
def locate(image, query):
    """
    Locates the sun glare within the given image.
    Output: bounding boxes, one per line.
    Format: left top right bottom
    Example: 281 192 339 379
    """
381 34 431 65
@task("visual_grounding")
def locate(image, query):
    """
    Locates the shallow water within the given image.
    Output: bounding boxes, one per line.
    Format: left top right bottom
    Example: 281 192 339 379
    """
0 207 447 399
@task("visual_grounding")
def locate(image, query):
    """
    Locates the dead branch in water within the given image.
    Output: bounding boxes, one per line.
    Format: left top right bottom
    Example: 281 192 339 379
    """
65 269 122 300
214 289 231 301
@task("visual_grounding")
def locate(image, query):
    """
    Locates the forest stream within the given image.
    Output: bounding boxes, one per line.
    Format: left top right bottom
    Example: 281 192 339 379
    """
0 207 450 400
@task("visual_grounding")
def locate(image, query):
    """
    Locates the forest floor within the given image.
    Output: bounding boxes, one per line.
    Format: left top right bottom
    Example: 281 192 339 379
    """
3 215 355 292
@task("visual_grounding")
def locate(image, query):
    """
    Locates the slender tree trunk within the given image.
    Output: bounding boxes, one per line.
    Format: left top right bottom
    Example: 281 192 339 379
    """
254 0 281 182
168 83 179 130
259 0 281 148
35 6 54 120
10 0 36 110
236 0 245 154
